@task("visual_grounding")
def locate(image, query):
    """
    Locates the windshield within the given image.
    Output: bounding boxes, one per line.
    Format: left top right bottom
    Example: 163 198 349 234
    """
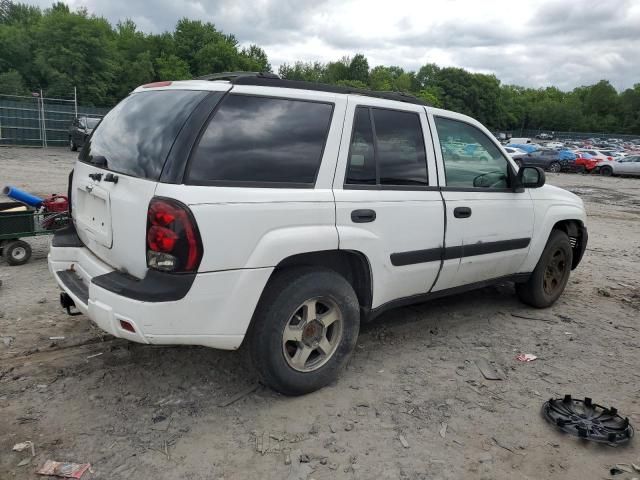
80 90 208 180
85 117 100 128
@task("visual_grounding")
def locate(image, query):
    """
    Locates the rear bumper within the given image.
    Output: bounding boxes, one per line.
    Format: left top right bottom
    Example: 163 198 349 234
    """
48 241 272 350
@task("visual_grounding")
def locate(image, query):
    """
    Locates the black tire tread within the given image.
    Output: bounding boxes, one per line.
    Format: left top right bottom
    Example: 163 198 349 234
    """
5 240 32 266
248 267 360 396
516 229 572 308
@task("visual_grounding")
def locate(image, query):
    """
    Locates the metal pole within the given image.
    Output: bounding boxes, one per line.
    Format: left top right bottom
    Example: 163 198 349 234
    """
74 86 78 118
38 95 44 148
40 89 47 148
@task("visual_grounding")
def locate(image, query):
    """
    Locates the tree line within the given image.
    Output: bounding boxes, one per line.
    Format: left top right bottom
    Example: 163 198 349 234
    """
1 1 639 134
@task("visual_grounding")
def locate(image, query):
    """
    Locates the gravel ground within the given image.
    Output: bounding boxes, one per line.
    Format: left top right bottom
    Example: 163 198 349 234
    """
1 147 639 480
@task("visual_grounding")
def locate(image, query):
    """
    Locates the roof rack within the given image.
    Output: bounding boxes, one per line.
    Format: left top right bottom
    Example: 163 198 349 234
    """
198 71 429 106
196 71 280 81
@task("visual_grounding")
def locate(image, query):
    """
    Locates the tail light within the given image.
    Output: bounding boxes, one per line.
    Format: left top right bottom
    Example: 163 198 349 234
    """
146 197 202 273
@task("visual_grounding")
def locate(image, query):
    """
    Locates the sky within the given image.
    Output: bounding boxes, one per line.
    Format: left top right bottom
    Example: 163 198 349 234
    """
26 0 640 91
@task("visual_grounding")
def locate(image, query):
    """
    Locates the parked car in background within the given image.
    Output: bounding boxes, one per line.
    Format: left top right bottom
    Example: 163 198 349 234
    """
504 146 527 157
510 137 533 144
515 149 577 172
577 149 614 162
545 141 564 149
536 133 553 140
598 156 640 177
574 152 599 173
68 116 101 151
507 143 538 153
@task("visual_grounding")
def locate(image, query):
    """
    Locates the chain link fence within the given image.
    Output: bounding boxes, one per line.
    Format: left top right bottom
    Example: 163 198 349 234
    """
0 91 110 147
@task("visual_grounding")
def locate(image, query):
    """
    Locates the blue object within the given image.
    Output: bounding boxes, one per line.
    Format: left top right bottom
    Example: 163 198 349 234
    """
558 150 576 161
507 143 538 153
2 185 43 207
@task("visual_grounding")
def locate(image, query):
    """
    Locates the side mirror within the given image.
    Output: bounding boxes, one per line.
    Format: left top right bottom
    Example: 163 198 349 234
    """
517 166 545 189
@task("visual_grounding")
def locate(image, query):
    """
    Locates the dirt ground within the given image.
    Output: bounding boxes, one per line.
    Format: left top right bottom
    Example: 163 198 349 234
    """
1 147 639 480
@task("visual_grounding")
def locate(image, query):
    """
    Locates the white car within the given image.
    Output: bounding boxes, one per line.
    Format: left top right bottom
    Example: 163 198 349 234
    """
545 142 564 149
598 155 640 176
504 146 527 157
49 75 588 395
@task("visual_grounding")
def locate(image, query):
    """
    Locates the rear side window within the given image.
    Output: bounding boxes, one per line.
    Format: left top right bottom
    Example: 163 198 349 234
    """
346 106 428 187
186 95 334 186
80 90 209 180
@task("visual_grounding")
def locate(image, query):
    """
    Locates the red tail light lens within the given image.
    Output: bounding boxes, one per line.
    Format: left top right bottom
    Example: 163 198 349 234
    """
146 198 202 273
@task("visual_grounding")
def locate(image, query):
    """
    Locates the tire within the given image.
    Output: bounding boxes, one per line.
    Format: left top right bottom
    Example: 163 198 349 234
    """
516 230 573 308
600 165 613 177
69 137 78 151
248 267 360 396
549 162 561 173
5 240 32 266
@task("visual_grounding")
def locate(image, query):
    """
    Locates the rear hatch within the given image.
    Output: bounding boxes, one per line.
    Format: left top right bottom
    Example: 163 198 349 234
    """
72 87 212 279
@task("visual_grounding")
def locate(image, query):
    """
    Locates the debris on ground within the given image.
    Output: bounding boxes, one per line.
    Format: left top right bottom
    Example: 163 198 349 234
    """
439 423 448 439
12 441 35 456
17 458 32 467
515 353 538 362
49 336 65 340
597 288 611 297
286 449 313 480
398 434 409 448
475 358 503 380
218 384 259 407
36 460 91 478
610 464 633 475
542 396 634 445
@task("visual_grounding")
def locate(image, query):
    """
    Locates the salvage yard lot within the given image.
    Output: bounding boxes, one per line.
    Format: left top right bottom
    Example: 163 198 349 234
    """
1 147 639 479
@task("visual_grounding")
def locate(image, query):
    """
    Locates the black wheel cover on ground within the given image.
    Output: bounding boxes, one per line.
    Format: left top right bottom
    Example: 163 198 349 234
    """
542 395 634 445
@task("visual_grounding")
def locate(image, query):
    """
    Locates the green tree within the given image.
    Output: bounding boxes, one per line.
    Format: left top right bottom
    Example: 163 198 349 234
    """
155 54 191 80
0 69 27 94
348 54 369 83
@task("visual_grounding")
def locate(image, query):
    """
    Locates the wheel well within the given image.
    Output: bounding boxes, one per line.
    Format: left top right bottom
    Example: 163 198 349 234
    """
274 250 373 312
552 220 585 269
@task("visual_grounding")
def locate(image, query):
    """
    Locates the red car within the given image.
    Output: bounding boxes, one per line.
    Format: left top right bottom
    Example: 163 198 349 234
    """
574 153 599 172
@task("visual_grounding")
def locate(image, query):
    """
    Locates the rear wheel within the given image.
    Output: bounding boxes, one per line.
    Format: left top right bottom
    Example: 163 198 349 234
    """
549 162 561 173
5 240 32 266
516 230 572 308
600 165 613 176
248 267 360 395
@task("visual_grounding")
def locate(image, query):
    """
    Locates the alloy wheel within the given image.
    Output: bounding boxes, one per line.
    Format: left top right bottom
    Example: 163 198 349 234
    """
282 297 343 372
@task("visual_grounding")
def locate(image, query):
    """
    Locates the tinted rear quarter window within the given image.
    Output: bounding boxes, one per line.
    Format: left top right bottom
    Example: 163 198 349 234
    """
80 90 208 180
187 95 333 186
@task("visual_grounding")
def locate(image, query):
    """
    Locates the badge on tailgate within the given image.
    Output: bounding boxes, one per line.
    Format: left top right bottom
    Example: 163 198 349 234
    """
76 182 113 248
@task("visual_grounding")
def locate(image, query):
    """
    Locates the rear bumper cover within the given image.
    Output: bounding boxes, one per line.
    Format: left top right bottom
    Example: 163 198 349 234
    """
48 237 272 350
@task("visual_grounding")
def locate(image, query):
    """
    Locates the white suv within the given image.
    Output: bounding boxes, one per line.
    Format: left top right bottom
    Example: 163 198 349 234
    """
49 74 588 395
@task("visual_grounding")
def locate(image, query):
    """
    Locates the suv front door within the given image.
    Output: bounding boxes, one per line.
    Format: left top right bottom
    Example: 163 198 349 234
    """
333 98 444 309
429 112 534 291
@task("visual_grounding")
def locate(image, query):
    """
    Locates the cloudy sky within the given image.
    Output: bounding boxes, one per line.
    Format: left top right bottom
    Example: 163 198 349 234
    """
28 0 640 91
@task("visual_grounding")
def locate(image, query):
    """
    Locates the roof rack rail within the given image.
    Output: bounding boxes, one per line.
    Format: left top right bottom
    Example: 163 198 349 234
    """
196 71 280 81
196 71 429 106
235 76 429 106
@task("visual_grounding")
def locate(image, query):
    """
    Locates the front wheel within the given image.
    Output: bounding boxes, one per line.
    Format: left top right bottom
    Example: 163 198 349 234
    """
516 230 573 308
549 162 561 173
248 267 360 395
5 240 32 266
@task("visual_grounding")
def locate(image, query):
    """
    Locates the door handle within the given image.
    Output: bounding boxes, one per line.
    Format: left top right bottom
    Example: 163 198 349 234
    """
351 209 376 223
454 206 472 219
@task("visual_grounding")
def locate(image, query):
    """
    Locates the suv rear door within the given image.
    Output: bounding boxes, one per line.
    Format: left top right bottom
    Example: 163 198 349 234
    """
333 97 444 309
72 84 229 278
